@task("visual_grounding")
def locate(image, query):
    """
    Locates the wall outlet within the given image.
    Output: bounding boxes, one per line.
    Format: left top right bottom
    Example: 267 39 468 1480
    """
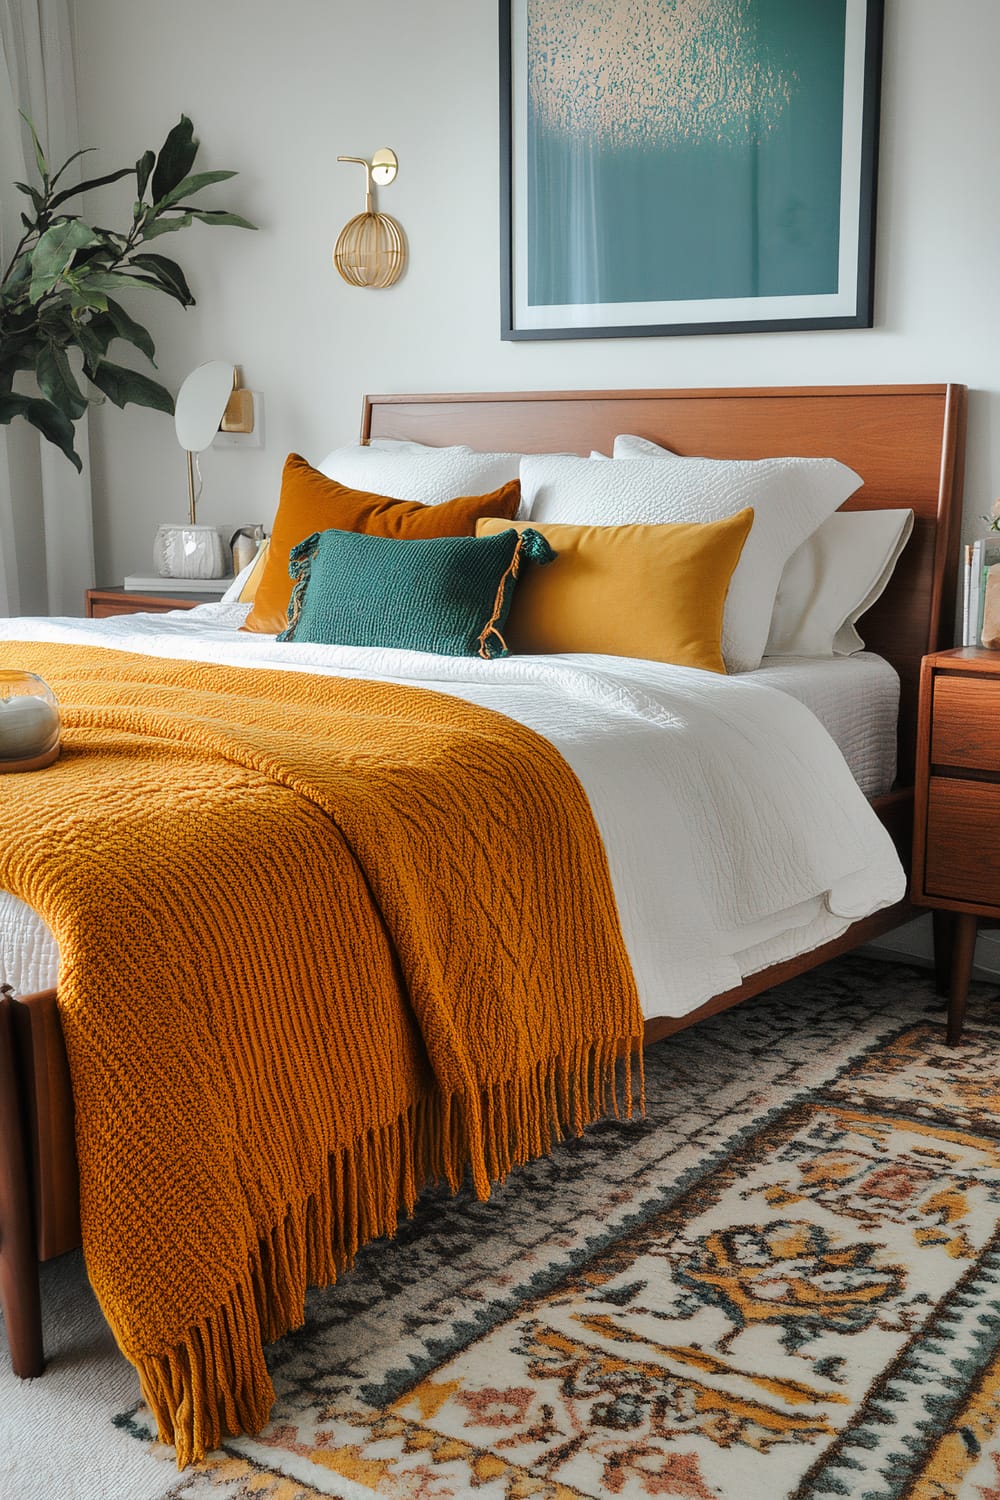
213 392 264 449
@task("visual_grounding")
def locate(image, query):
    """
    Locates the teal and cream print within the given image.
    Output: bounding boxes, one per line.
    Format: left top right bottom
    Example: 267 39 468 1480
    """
526 0 848 308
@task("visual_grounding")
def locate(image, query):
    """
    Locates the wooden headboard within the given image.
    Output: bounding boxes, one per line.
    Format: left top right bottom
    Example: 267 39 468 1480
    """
362 385 968 785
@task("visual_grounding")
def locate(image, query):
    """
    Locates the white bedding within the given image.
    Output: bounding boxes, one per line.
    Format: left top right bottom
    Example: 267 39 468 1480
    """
751 654 898 799
0 604 905 1021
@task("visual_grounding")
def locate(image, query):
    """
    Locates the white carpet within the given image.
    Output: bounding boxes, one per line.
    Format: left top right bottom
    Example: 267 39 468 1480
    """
0 1252 169 1500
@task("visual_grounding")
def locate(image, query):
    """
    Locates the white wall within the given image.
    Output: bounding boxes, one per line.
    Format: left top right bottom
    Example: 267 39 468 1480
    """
71 0 1000 583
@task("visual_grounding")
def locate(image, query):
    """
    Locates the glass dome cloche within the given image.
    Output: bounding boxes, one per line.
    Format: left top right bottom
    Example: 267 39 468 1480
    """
0 671 60 773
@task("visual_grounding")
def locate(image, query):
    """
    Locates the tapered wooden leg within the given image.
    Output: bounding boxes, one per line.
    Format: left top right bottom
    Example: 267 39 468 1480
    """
932 909 956 999
0 993 43 1377
947 913 978 1048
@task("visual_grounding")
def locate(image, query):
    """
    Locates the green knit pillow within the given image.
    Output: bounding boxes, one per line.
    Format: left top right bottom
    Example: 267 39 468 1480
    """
279 526 556 658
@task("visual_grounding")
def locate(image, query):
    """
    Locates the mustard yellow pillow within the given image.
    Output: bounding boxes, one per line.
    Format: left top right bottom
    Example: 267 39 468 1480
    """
476 510 754 672
237 539 270 603
243 453 522 634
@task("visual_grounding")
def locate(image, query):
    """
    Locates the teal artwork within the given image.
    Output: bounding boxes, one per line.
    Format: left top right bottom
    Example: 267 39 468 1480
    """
502 0 883 338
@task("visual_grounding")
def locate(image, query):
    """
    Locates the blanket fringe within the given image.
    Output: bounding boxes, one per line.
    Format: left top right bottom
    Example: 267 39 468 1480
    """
137 1274 273 1469
461 1035 643 1199
136 1092 444 1466
137 1038 642 1467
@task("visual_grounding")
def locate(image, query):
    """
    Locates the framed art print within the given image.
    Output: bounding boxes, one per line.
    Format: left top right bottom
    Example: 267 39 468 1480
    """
500 0 884 340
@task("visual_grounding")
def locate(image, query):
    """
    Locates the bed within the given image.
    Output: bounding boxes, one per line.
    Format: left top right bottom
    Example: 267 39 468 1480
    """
0 383 967 1456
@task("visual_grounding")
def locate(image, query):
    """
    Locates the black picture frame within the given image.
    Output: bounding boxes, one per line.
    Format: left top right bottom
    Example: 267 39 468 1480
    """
501 0 884 342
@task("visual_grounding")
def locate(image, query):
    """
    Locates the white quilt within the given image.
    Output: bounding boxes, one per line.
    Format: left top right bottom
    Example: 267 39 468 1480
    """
0 605 905 1019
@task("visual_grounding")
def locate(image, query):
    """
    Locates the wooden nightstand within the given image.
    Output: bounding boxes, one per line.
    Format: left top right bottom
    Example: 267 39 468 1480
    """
912 647 1000 1043
85 587 225 618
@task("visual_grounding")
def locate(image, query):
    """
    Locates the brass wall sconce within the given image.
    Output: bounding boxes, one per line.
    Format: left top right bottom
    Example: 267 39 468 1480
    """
220 367 255 435
334 148 406 289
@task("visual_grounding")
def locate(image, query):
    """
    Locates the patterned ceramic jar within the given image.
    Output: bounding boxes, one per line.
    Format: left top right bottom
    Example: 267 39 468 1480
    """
153 523 228 579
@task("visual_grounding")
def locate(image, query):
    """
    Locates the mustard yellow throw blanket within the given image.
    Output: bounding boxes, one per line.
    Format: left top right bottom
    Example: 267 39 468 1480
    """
0 643 642 1464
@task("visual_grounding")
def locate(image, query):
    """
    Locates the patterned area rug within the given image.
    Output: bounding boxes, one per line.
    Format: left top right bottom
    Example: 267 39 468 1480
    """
8 956 1000 1499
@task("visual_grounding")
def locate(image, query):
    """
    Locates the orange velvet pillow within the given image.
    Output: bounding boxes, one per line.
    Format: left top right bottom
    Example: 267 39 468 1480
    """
242 454 522 634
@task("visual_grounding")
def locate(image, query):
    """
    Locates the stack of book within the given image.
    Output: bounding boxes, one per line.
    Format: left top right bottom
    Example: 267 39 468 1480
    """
122 575 231 594
962 538 1000 646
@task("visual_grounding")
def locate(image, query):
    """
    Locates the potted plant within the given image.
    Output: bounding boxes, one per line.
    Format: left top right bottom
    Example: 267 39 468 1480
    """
0 115 256 471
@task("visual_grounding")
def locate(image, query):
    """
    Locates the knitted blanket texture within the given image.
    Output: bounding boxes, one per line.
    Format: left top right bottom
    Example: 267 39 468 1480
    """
0 643 643 1465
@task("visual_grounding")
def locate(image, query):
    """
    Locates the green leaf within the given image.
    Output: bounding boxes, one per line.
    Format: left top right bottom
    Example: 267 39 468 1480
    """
72 320 111 365
37 344 89 421
36 307 84 341
83 227 131 252
47 146 96 192
49 166 136 211
173 207 257 231
86 360 174 414
13 181 46 213
0 391 82 470
2 257 30 305
128 252 194 306
150 116 198 204
0 338 41 385
135 149 155 201
28 219 102 303
152 169 236 214
19 113 49 184
68 269 159 296
137 212 193 240
103 297 156 361
69 291 109 314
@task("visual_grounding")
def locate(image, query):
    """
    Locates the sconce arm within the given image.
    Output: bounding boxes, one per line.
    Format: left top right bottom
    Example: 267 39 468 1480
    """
337 155 373 213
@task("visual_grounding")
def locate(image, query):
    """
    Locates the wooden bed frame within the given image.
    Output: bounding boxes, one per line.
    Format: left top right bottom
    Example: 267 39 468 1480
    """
0 382 967 1383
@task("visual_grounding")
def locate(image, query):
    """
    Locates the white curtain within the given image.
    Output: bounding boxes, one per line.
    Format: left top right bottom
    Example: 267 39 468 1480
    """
0 0 95 617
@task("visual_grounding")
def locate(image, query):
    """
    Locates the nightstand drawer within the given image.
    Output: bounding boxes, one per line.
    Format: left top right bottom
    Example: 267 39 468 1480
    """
931 674 1000 769
924 776 1000 908
85 588 213 618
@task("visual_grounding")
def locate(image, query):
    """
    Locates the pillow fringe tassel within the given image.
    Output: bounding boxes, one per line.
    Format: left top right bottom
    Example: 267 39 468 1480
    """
280 531 320 640
476 534 526 659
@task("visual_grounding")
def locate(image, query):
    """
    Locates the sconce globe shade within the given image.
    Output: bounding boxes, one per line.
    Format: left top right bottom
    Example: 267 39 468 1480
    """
334 213 406 289
174 361 236 452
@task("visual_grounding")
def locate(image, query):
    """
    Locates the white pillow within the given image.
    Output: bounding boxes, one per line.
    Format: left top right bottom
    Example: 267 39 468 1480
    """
523 445 862 672
317 442 523 505
611 435 678 461
766 509 914 657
